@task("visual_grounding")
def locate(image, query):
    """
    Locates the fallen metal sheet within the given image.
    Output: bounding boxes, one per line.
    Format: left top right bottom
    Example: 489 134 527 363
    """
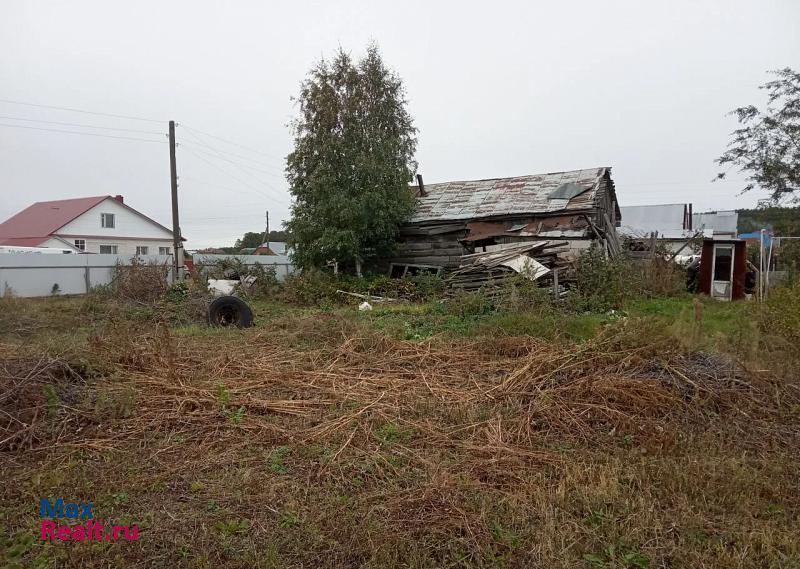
499 256 550 280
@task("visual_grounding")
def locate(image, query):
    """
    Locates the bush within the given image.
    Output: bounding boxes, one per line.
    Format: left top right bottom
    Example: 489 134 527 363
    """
113 258 170 304
570 245 630 312
280 270 445 307
498 272 555 313
570 245 684 312
194 258 280 300
761 282 800 350
445 290 494 318
281 270 341 307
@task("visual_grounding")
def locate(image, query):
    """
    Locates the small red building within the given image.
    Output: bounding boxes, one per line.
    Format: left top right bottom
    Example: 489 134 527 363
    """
698 238 747 301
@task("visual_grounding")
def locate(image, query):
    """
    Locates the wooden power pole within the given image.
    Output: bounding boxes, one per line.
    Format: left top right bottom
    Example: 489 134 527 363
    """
168 120 183 282
260 210 270 252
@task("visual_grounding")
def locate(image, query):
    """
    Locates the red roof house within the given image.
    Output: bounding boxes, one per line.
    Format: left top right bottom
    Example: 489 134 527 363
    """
0 195 179 255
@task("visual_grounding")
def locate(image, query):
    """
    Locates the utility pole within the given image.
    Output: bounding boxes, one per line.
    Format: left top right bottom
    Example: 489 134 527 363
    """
260 210 269 251
168 120 183 282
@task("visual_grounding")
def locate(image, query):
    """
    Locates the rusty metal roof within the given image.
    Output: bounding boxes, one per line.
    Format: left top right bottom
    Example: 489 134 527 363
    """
410 167 610 224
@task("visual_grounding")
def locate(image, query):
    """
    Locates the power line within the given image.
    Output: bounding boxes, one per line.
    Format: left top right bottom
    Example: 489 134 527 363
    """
180 123 285 161
184 213 270 222
0 98 164 123
0 115 165 136
180 148 288 207
177 129 287 192
178 138 284 171
181 145 287 197
179 142 284 179
0 122 167 143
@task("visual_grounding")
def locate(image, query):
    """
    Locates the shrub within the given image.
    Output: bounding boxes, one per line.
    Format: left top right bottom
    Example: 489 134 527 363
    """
761 282 800 350
406 271 446 301
113 258 170 304
194 258 280 300
570 245 684 312
498 272 555 313
570 245 630 312
445 290 494 318
281 270 341 307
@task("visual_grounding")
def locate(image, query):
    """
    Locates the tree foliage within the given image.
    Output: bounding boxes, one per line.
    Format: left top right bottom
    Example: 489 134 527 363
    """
716 68 800 203
233 231 288 250
285 44 417 270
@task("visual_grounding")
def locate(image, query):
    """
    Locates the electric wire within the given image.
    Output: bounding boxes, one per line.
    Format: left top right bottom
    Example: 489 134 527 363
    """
0 115 166 136
180 147 288 207
176 128 284 168
178 137 283 166
179 143 284 179
0 122 167 143
0 98 164 123
180 144 287 197
180 123 285 161
176 127 288 192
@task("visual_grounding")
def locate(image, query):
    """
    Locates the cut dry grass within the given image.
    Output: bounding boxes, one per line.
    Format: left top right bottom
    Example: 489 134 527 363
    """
0 297 798 568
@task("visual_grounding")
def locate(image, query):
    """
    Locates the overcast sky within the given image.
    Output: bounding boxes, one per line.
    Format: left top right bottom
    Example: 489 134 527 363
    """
1 1 798 248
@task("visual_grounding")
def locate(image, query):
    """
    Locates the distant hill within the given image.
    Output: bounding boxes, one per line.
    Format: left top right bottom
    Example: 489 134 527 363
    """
737 206 800 235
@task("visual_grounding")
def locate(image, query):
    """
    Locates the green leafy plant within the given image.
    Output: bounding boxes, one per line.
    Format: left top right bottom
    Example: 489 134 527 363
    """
216 384 231 408
225 406 246 425
269 446 292 474
165 281 189 303
216 519 251 536
583 543 650 568
279 512 301 529
43 384 60 416
374 422 413 446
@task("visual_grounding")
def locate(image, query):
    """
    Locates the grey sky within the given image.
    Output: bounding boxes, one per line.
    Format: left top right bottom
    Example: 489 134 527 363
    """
1 1 798 248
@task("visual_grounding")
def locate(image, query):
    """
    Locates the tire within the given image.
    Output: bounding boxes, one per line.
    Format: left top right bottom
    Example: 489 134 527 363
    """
208 296 254 328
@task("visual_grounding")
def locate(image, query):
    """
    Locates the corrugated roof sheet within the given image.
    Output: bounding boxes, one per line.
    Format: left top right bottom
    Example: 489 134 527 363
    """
693 211 738 235
410 167 609 224
619 204 687 236
0 196 108 240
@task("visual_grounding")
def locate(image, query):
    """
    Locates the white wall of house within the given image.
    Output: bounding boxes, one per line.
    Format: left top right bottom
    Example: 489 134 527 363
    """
64 237 174 256
39 237 81 251
52 198 175 255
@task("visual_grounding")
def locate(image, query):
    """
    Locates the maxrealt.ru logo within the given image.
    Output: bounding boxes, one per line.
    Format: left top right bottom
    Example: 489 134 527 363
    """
39 498 138 542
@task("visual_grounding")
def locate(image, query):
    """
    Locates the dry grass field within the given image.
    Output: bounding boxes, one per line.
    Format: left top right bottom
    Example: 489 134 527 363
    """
1 291 799 568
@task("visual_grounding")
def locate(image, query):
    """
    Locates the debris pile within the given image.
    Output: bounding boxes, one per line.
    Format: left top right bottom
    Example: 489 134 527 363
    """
447 241 570 292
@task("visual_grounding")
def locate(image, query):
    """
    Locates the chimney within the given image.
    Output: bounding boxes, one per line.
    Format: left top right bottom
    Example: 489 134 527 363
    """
114 195 124 204
416 174 427 197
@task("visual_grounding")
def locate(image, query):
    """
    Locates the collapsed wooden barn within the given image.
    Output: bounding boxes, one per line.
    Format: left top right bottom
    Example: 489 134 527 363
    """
387 167 622 278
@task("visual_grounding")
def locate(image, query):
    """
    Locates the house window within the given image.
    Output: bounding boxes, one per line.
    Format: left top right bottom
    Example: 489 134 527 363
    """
74 239 85 251
101 213 115 228
159 246 171 255
136 246 149 255
99 245 118 254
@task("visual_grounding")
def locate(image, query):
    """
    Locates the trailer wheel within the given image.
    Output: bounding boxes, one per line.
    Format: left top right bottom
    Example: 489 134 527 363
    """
208 296 253 328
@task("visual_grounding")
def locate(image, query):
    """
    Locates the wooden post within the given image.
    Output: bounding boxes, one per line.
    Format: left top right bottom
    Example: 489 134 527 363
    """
168 121 183 282
552 268 559 299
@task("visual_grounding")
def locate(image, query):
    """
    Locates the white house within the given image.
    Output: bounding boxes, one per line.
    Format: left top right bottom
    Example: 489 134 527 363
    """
0 195 178 256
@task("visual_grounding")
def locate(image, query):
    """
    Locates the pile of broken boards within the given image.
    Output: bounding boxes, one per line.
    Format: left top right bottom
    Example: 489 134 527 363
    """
447 241 570 293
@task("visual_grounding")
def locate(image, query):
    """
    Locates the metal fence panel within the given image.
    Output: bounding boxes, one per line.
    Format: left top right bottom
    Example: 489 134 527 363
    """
0 254 174 297
192 254 296 282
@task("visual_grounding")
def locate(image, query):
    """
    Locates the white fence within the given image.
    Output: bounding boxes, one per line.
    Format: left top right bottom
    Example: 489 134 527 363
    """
192 254 296 281
0 253 174 298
